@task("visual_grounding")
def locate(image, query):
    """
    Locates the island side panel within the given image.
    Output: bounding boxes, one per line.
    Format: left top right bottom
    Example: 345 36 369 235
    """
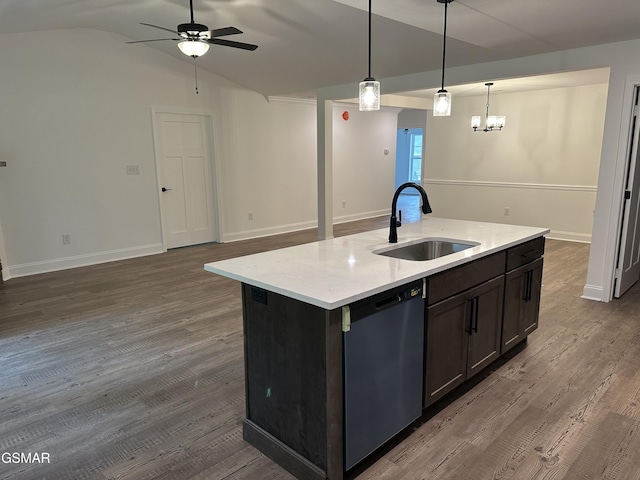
241 283 343 479
325 306 344 479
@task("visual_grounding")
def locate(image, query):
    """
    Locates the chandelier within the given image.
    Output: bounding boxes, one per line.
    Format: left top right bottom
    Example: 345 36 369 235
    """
471 82 506 132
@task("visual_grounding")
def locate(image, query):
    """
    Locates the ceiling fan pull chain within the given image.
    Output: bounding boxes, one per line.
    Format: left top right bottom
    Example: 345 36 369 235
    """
193 57 199 94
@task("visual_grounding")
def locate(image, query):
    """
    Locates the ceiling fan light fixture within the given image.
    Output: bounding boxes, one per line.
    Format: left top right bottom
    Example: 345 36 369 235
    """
178 39 210 57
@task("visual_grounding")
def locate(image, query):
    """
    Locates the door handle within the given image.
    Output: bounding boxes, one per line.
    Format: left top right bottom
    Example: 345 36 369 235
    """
161 187 172 192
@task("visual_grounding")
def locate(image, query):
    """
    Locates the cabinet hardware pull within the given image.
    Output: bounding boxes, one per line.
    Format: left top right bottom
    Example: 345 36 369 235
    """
523 270 533 302
472 296 479 333
466 296 479 334
466 297 474 334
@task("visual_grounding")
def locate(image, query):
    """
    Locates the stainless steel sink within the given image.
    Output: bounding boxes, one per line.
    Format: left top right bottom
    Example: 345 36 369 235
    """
373 239 477 261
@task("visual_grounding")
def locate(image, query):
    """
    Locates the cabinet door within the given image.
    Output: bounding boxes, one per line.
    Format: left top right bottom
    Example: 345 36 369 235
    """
502 257 543 354
522 257 543 335
425 291 469 407
467 275 504 379
502 266 526 353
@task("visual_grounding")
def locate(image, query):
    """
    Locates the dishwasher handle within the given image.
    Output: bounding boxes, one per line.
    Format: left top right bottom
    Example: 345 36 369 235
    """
375 294 403 311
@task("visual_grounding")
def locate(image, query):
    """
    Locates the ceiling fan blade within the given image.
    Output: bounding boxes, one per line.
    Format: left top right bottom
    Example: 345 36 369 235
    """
207 38 258 51
140 23 180 36
209 26 243 38
126 38 180 44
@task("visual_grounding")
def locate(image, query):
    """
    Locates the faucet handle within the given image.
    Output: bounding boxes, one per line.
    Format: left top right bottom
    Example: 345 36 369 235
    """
397 210 402 227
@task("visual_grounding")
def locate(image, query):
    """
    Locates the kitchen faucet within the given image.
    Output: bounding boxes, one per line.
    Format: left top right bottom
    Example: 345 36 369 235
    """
389 182 432 243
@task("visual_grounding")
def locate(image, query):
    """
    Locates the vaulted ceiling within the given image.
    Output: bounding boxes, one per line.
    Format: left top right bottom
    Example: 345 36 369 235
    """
1 0 638 97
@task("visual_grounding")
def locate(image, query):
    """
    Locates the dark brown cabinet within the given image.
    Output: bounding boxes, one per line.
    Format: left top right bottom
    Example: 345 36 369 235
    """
424 253 505 407
501 238 545 354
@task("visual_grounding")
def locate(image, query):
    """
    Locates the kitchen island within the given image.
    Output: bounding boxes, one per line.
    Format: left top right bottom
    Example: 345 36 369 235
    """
204 217 549 479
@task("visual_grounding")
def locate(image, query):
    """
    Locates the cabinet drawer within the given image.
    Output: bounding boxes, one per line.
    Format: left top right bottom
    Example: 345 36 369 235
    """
427 251 506 306
506 237 545 271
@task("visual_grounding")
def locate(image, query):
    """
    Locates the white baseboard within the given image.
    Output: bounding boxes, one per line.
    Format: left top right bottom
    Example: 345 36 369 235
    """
333 209 388 225
581 284 605 302
223 220 318 243
546 230 592 243
222 210 389 243
6 243 164 279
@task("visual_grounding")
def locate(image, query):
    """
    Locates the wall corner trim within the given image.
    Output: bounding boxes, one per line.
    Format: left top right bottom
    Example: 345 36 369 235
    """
581 284 605 302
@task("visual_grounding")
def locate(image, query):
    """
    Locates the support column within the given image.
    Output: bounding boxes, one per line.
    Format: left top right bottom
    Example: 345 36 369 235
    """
317 99 334 240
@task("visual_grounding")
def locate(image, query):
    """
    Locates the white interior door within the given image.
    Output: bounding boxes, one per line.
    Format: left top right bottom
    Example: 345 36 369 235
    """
155 112 218 249
615 88 640 297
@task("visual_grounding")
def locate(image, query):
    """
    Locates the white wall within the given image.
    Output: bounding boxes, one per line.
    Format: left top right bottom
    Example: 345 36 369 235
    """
317 39 640 301
332 104 399 223
424 84 607 242
0 28 400 277
212 95 319 241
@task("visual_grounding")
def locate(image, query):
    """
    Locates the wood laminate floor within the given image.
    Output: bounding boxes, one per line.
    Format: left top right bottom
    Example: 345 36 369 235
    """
1 216 639 480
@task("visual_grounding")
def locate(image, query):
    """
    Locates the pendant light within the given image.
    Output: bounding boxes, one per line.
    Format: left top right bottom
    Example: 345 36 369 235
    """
471 83 506 132
433 0 453 117
359 0 380 111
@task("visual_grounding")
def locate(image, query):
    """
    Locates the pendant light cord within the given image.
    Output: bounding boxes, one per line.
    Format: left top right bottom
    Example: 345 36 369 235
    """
367 0 372 80
440 0 448 91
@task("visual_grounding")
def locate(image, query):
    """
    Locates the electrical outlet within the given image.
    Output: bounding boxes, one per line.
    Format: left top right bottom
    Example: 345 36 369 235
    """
248 212 254 221
504 207 510 216
342 201 346 208
62 234 71 244
126 165 140 175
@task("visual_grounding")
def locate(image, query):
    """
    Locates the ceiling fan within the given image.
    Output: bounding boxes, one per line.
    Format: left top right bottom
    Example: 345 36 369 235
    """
126 0 258 58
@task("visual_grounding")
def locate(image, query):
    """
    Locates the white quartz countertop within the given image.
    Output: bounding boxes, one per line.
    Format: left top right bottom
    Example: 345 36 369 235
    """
204 217 549 310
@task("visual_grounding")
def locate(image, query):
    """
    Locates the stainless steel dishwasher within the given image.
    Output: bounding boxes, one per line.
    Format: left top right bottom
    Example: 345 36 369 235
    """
343 279 425 470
